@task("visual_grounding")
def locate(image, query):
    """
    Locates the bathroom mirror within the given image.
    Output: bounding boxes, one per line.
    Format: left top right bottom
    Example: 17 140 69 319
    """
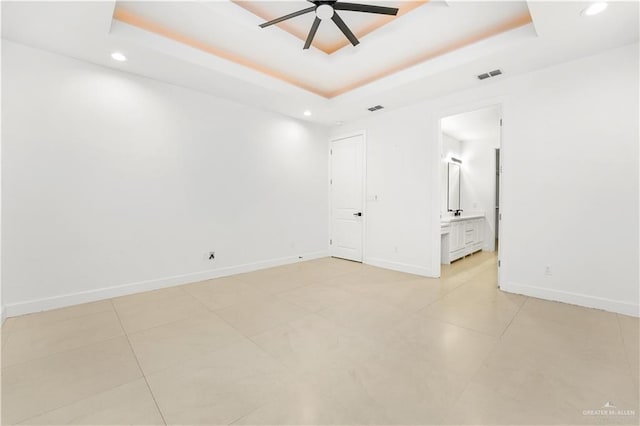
447 162 461 212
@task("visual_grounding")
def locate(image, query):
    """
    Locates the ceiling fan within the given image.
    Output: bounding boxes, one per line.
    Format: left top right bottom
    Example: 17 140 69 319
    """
259 1 399 49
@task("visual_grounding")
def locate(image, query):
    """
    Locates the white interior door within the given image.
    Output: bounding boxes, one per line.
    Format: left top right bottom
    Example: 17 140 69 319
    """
330 134 364 262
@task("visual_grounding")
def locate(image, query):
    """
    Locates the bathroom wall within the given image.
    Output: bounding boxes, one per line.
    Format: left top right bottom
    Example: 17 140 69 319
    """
460 135 500 251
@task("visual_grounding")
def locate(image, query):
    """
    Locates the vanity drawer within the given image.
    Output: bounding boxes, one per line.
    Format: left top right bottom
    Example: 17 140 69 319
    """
465 229 474 244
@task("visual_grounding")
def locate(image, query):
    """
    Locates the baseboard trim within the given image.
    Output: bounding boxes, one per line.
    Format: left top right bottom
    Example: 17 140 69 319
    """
365 257 437 278
501 281 639 318
4 251 329 319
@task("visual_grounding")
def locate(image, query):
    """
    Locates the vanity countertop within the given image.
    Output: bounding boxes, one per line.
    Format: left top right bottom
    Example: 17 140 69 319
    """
441 213 485 223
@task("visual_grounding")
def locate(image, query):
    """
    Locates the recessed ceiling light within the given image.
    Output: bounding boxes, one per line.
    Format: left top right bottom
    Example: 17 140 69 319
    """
582 2 608 16
303 110 312 116
111 52 127 62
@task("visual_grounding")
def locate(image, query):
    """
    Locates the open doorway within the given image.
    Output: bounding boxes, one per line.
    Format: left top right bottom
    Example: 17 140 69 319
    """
439 105 502 283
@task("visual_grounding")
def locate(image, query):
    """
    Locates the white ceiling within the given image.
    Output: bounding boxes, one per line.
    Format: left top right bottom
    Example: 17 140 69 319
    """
441 105 500 142
1 1 638 126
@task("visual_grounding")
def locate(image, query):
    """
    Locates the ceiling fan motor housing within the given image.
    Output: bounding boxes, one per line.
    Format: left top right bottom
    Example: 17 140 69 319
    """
315 4 335 20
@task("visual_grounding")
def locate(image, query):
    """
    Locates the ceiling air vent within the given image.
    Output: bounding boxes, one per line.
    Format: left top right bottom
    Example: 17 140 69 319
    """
477 69 503 80
368 105 384 112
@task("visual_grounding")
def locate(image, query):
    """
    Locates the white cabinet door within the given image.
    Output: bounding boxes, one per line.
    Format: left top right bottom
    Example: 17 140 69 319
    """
453 222 465 251
449 223 458 251
475 219 483 245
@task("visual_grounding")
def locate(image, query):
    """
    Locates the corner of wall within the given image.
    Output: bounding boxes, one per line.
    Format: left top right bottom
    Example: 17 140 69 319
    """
501 281 640 318
365 257 438 278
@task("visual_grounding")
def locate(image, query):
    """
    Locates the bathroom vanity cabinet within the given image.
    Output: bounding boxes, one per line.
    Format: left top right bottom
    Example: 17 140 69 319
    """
441 215 484 264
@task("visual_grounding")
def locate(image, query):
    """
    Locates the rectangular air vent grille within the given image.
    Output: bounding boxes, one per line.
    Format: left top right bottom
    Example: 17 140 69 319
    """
477 69 503 80
368 105 384 112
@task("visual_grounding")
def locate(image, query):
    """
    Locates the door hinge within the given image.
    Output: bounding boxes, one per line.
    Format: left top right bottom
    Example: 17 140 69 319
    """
330 179 332 185
499 213 502 220
498 260 501 267
330 239 332 245
500 118 503 126
330 149 333 155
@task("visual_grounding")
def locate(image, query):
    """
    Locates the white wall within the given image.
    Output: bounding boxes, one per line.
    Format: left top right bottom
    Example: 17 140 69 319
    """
460 135 500 251
0 31 3 324
333 42 639 316
2 41 330 316
334 106 439 276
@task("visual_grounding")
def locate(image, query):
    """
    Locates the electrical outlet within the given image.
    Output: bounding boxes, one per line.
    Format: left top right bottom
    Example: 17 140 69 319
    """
545 265 552 276
207 251 215 261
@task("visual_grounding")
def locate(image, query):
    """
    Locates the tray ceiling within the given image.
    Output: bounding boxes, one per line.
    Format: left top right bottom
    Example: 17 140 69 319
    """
113 1 533 98
233 0 428 55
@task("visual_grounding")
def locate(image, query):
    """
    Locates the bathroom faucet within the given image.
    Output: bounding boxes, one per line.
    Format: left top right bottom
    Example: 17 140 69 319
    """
454 209 463 216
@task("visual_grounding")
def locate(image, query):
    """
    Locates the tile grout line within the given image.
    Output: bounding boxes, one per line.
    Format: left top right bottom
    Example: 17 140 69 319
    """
3 333 144 425
213 314 313 426
439 327 504 424
3 303 114 334
1 313 128 371
224 310 376 426
416 312 503 339
183 272 332 341
438 263 517 424
109 299 168 426
121 284 245 336
499 295 529 338
615 313 636 381
1 306 118 364
11 377 147 425
1 320 15 350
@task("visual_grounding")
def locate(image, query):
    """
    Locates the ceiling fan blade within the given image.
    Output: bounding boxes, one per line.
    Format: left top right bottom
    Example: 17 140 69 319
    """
259 6 316 28
304 17 322 49
334 2 399 15
331 12 359 46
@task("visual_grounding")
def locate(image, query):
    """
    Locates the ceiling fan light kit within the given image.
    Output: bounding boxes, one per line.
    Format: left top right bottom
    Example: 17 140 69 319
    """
259 0 399 50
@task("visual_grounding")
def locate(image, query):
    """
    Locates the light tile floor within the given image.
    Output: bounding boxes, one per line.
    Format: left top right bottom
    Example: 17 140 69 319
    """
1 252 638 425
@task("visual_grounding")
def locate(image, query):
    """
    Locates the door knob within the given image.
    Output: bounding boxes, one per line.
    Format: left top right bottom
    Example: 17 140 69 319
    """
353 212 362 217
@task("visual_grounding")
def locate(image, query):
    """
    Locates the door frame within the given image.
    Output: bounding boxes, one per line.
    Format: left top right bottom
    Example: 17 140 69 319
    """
435 97 507 287
328 131 367 262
